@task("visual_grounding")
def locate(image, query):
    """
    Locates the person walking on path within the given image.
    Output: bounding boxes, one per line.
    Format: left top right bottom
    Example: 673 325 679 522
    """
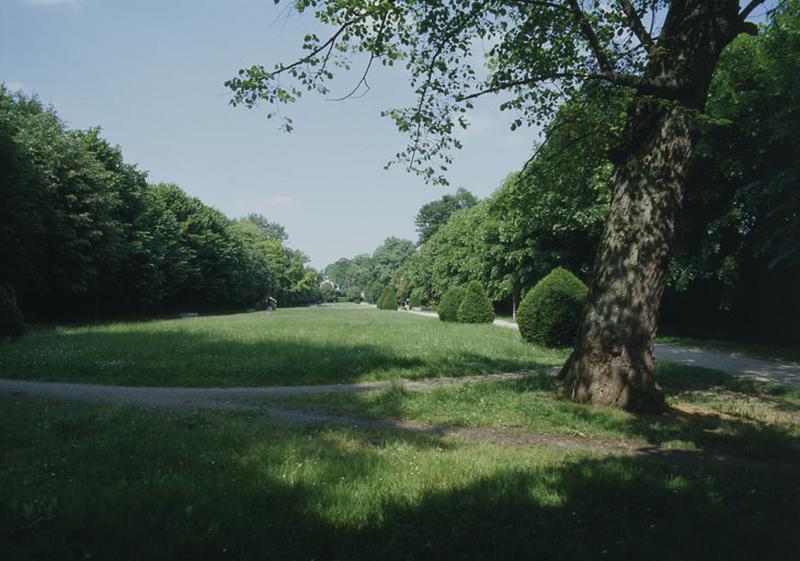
265 295 277 315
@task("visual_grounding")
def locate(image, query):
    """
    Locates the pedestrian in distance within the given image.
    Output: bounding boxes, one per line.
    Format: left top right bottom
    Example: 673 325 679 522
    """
265 295 277 315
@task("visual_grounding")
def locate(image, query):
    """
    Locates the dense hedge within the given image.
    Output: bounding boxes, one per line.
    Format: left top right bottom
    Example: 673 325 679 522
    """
457 281 494 324
0 284 24 337
409 292 422 309
517 268 588 347
377 287 397 310
437 286 466 322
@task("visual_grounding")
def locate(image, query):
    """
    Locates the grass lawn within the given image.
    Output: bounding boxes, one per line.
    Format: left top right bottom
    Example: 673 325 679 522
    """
2 385 798 560
2 309 798 559
0 308 564 387
657 335 800 363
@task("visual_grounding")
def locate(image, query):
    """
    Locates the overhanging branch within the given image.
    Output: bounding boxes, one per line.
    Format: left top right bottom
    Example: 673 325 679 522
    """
567 0 613 72
615 0 656 59
740 0 767 20
457 70 674 101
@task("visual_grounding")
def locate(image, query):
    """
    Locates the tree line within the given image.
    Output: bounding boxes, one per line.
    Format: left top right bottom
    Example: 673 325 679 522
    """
325 5 799 345
0 88 321 321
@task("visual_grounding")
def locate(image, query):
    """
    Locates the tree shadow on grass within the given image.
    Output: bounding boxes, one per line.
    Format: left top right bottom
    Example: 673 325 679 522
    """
0 330 551 388
3 399 797 561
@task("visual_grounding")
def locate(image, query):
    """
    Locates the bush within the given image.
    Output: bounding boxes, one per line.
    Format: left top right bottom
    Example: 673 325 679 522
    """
457 281 495 324
377 287 397 310
437 285 466 322
517 268 588 347
409 287 427 309
346 287 362 303
0 284 24 337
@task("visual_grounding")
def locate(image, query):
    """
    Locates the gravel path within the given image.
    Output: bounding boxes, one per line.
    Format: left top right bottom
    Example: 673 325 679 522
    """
403 310 800 386
2 372 783 467
0 371 541 412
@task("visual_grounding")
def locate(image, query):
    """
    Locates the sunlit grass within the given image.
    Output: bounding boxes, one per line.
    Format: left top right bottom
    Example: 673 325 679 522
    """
0 308 565 387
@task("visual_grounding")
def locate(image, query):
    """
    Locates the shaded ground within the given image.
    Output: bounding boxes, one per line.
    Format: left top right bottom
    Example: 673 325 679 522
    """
405 310 800 386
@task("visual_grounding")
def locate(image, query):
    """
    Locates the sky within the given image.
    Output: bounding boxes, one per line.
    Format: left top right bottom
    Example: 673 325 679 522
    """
0 0 543 268
1 0 777 268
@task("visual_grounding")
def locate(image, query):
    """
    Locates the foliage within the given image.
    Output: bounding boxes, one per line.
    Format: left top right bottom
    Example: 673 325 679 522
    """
457 281 494 324
437 285 465 322
236 213 288 241
415 188 478 244
320 282 336 303
0 284 24 337
517 268 588 348
0 87 321 320
324 238 415 303
408 289 424 309
662 2 800 343
366 280 384 304
346 286 363 302
377 287 397 310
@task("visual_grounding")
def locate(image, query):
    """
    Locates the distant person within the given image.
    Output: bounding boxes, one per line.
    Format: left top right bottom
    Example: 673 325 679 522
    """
265 295 277 315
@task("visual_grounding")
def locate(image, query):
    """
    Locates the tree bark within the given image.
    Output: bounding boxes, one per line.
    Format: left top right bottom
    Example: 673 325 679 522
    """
560 0 748 412
561 100 693 412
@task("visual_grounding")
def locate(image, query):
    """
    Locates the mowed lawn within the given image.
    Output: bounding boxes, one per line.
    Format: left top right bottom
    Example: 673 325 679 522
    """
2 387 799 561
0 308 565 387
1 309 799 559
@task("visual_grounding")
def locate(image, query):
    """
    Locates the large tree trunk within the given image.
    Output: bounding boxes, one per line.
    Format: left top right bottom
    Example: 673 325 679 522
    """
561 101 694 412
560 0 749 412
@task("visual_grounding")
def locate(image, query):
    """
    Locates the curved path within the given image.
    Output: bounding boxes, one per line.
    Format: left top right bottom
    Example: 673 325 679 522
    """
0 371 537 412
404 310 800 386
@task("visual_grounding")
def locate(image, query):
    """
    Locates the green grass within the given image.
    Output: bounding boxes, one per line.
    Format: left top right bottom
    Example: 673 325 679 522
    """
3 310 799 558
658 335 800 363
0 308 564 387
278 363 800 460
2 395 798 560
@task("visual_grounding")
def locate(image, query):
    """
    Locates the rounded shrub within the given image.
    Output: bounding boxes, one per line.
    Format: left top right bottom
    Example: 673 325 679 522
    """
437 285 466 322
377 287 397 310
517 268 588 347
0 284 24 338
457 281 495 324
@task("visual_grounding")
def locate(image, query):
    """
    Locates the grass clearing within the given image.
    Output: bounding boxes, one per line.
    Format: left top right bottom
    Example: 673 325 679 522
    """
0 308 564 387
2 395 798 560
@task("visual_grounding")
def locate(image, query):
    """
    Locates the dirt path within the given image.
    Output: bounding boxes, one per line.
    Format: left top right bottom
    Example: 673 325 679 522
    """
2 373 782 468
403 310 800 386
0 371 541 411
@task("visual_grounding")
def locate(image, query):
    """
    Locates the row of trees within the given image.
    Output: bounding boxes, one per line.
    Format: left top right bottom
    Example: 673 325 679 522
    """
324 5 799 346
322 236 416 304
0 87 321 321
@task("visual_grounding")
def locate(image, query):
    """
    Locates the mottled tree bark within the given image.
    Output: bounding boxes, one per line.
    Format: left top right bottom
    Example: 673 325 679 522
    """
561 0 752 412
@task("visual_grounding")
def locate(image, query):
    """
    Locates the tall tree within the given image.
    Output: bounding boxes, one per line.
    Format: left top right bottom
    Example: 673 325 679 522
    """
415 187 478 244
237 213 288 242
228 0 769 412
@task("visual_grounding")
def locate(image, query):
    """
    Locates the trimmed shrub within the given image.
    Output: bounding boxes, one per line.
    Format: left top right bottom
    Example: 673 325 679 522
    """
437 285 466 322
408 292 422 309
517 268 588 347
0 284 24 337
377 287 397 310
457 281 495 324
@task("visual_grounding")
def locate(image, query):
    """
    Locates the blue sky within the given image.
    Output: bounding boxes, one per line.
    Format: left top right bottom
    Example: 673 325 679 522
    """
1 0 541 268
1 1 777 268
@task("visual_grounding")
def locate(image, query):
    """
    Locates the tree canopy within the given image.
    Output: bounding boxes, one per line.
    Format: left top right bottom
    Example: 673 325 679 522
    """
0 86 322 320
414 187 478 244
